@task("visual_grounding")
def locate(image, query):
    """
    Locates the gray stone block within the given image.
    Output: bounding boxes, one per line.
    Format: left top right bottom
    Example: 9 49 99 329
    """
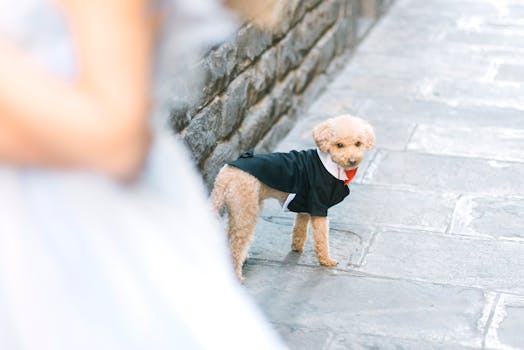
333 18 351 55
296 0 341 54
325 50 351 76
304 0 323 11
276 30 304 81
202 133 241 188
271 0 308 40
247 47 277 106
235 24 273 71
219 75 249 139
315 29 337 74
169 104 191 133
294 49 320 94
182 98 221 164
256 114 298 154
201 42 238 103
359 0 379 18
238 97 276 150
297 73 330 114
272 74 297 118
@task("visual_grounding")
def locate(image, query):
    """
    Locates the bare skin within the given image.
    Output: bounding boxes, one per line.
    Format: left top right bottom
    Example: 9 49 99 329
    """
0 0 152 179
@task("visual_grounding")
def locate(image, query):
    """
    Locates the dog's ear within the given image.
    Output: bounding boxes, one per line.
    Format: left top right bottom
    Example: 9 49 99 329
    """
313 120 333 152
362 120 376 150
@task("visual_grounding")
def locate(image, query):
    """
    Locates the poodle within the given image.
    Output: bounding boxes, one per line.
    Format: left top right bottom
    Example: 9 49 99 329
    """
211 115 375 280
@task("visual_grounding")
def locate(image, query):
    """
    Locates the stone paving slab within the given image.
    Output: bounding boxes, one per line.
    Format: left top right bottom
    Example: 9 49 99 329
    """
497 304 524 349
329 333 479 350
271 324 331 350
427 78 524 111
329 184 457 233
358 96 524 130
407 124 524 163
444 30 524 49
359 1 524 62
245 263 487 349
332 73 524 113
397 0 500 16
329 74 422 99
307 89 364 117
363 150 524 196
488 294 524 350
339 51 494 82
496 64 524 83
357 229 524 294
360 36 524 66
450 196 524 240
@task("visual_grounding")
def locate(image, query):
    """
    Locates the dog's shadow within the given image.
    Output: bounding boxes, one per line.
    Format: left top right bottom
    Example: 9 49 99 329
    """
282 250 302 265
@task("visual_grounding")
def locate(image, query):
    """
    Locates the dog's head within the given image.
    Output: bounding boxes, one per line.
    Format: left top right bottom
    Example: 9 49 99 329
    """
312 115 375 170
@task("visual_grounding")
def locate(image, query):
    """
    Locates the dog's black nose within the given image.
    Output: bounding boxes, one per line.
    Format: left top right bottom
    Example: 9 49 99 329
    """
348 160 358 167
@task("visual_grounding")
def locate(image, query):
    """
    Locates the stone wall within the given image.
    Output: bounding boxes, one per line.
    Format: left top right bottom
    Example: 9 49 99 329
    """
170 0 393 188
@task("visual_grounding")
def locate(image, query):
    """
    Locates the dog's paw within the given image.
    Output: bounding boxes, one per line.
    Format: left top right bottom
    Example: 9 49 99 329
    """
235 269 246 283
319 258 338 267
291 244 304 253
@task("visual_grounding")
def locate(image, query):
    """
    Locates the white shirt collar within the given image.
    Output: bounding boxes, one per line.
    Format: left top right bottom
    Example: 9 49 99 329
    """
316 149 348 181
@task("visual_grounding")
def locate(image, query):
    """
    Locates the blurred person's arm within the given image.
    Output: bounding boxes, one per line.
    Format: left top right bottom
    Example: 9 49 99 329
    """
0 0 152 179
223 0 281 28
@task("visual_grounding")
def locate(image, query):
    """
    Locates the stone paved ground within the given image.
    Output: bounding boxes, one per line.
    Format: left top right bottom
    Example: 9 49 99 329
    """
242 0 524 348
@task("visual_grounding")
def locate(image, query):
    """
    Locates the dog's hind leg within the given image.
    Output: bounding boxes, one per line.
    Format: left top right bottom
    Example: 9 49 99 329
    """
224 173 262 281
310 216 337 266
291 213 310 252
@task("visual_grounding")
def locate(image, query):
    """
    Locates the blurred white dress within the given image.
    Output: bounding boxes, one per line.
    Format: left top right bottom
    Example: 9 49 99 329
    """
0 0 285 349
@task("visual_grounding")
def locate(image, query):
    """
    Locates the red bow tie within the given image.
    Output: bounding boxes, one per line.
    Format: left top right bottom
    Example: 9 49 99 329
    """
344 168 358 185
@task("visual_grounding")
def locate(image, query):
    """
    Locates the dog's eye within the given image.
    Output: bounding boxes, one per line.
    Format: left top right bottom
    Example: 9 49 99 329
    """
336 143 344 148
355 141 362 147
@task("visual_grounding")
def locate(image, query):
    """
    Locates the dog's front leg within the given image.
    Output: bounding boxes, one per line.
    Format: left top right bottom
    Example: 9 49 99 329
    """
310 216 337 266
291 213 310 252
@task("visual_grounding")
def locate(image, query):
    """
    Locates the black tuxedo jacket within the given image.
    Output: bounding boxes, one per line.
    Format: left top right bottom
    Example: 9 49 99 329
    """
229 149 350 217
